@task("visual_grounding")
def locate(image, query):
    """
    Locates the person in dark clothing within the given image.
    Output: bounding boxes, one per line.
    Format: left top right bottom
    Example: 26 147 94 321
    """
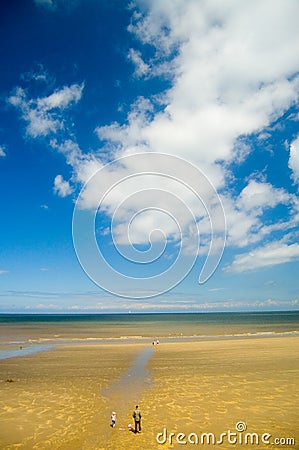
132 405 142 433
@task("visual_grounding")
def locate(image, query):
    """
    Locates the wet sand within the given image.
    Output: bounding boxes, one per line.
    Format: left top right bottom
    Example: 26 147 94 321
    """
0 337 298 449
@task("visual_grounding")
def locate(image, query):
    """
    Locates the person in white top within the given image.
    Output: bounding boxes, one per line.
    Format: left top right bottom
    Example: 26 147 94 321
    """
110 411 116 428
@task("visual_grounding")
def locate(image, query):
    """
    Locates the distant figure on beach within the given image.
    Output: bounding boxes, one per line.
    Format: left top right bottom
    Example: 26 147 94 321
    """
110 411 116 428
133 405 142 433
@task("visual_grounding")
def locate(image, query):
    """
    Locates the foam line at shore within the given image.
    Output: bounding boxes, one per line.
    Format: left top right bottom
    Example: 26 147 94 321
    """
5 328 299 344
0 330 298 361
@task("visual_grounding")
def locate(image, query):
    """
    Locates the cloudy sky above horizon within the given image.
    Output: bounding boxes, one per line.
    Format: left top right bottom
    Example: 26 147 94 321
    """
0 0 299 312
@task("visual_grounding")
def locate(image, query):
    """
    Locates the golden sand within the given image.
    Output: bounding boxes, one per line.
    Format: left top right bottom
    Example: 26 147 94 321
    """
0 337 298 450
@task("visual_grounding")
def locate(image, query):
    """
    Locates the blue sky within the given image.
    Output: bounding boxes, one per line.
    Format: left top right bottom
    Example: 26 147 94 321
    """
0 0 299 313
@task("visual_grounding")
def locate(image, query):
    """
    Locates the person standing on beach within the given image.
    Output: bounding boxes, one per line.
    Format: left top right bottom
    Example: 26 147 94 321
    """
133 405 142 433
110 411 116 428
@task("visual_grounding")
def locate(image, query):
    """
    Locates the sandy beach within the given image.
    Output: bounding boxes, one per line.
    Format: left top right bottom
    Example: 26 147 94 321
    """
0 336 298 449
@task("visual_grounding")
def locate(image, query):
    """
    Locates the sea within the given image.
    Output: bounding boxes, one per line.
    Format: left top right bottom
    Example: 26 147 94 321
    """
0 311 298 360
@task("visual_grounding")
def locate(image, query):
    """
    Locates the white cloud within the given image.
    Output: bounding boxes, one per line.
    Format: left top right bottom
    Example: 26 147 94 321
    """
10 2 299 271
21 65 52 84
123 1 299 171
53 175 73 197
128 48 150 78
0 146 6 157
209 287 226 292
8 83 84 138
225 240 299 273
222 181 298 249
237 180 290 212
0 270 10 275
27 107 62 137
37 85 83 110
96 1 299 170
34 303 60 310
289 135 299 185
125 0 299 175
50 139 103 184
70 1 299 256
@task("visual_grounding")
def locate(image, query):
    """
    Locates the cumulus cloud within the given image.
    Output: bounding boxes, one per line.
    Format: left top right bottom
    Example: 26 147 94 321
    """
10 1 299 273
122 0 299 170
37 85 83 110
50 138 103 184
225 240 299 273
53 174 73 197
85 0 299 255
0 146 6 157
8 83 84 138
237 180 290 212
289 135 299 185
128 48 150 78
219 180 299 250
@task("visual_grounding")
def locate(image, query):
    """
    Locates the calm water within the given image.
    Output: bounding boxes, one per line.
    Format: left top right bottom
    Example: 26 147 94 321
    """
0 311 298 343
0 312 298 360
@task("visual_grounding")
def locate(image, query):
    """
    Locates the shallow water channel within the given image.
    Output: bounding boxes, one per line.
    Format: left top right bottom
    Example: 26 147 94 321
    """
101 345 154 422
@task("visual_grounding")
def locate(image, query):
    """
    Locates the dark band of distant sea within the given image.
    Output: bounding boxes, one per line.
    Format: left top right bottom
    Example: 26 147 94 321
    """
0 311 298 360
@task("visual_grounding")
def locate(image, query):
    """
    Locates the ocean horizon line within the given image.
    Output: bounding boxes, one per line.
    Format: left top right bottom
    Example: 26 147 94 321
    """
0 309 298 316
